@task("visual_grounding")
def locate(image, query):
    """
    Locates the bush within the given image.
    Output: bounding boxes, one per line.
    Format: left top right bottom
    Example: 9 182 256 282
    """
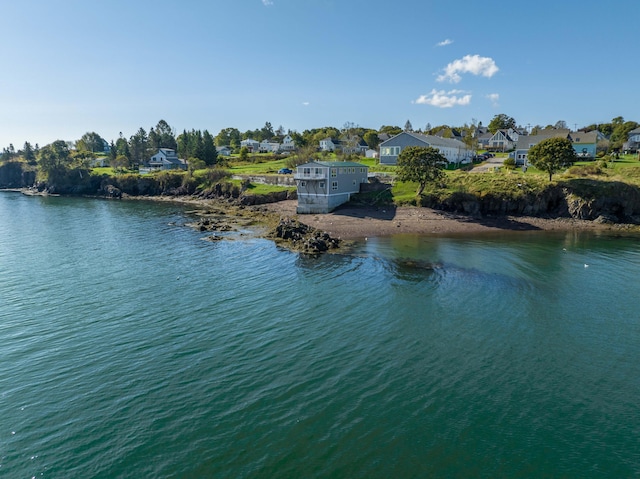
201 167 231 185
503 157 516 170
566 164 604 176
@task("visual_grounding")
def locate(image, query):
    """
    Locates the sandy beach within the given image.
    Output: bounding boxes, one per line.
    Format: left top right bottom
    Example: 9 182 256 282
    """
259 199 625 239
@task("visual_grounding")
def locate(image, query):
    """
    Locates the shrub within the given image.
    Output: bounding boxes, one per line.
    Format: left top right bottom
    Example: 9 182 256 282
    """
202 167 231 185
503 157 516 170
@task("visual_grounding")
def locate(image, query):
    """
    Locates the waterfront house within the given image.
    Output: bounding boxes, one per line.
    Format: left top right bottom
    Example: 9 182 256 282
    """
570 130 603 158
378 132 474 166
146 148 187 171
295 160 369 213
487 129 518 151
512 129 571 166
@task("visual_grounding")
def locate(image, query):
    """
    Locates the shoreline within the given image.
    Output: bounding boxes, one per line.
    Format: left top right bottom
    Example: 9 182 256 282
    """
121 194 639 239
4 188 638 240
259 200 638 239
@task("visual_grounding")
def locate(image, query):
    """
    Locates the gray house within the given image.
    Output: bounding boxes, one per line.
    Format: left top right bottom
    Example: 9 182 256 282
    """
626 127 640 152
379 132 473 166
295 161 369 214
512 129 571 166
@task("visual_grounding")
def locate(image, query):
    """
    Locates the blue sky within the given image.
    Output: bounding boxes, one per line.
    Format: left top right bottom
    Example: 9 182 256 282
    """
0 0 636 148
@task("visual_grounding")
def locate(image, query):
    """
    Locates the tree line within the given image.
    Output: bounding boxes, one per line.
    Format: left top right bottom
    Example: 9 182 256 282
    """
2 114 638 170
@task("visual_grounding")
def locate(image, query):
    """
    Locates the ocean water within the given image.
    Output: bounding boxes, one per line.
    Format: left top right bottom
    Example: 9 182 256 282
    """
1 191 639 478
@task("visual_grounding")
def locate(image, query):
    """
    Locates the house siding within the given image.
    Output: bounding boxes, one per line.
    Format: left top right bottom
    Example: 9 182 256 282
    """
295 161 368 213
379 132 473 165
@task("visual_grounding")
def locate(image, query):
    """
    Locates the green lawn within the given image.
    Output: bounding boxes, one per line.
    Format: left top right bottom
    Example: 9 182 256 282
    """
88 152 640 206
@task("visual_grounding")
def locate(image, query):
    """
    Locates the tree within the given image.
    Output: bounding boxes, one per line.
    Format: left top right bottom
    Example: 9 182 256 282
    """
215 127 241 148
554 120 568 130
488 114 516 133
461 122 478 152
201 130 218 166
363 131 380 150
111 154 130 172
261 121 274 141
23 142 36 164
77 132 106 153
37 140 73 180
149 119 177 150
1 144 16 162
114 134 130 161
285 144 317 169
396 146 445 196
129 128 149 166
404 120 413 132
379 125 402 136
527 137 577 181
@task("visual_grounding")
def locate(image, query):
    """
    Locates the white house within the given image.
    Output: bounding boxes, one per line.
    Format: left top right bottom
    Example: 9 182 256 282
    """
146 148 187 171
295 161 369 213
259 139 280 153
365 149 378 159
280 134 296 152
319 138 341 152
488 128 519 151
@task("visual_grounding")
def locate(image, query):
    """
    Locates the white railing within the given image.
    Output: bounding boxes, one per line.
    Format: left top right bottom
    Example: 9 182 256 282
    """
294 173 326 180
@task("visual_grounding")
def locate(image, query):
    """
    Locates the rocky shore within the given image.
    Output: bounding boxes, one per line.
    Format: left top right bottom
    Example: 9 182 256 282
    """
8 189 640 251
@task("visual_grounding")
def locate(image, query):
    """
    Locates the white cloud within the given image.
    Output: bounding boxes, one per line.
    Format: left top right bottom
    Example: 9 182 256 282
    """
436 54 499 83
436 39 453 47
262 0 273 5
302 102 310 106
486 93 499 107
414 89 472 108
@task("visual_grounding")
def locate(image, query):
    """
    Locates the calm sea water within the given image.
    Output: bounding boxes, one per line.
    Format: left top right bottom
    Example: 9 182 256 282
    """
1 191 639 478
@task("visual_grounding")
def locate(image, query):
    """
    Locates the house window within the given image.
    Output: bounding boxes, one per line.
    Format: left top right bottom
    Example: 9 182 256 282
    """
303 167 311 175
332 181 338 190
315 167 322 175
300 181 306 187
353 180 356 186
381 146 401 156
331 168 337 177
319 182 325 188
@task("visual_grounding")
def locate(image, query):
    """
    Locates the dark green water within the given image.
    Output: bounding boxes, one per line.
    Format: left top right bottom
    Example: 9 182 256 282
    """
1 192 639 478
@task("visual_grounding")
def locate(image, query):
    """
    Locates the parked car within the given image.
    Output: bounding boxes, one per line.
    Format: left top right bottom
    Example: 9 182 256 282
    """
278 168 292 174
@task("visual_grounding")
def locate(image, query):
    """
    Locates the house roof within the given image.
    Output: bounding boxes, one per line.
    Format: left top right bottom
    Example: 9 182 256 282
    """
297 160 367 168
515 129 571 150
158 148 178 158
570 131 599 144
380 131 467 149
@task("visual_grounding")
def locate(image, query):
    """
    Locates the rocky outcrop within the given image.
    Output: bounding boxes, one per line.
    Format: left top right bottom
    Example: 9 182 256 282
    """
268 218 341 253
417 183 640 224
189 217 235 232
99 183 122 198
